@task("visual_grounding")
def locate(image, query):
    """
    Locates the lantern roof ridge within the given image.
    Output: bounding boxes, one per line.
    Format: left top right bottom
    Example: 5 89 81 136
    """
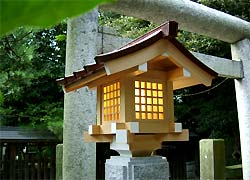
95 21 178 63
57 21 217 91
57 21 179 86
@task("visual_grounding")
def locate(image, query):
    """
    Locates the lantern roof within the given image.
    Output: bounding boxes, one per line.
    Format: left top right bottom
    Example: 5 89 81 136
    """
57 21 217 92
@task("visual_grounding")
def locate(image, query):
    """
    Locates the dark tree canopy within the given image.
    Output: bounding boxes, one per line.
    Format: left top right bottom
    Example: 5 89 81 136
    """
0 24 66 140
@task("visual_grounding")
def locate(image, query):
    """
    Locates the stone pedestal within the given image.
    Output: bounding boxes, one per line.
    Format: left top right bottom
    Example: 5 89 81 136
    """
105 156 169 180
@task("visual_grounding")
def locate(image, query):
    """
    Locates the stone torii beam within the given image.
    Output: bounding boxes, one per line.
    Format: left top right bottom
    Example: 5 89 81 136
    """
101 0 250 43
101 0 250 179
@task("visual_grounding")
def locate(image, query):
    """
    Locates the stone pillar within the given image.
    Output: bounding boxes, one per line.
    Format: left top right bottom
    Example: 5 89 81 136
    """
56 144 63 180
105 156 169 180
231 38 250 180
63 9 98 180
199 139 225 180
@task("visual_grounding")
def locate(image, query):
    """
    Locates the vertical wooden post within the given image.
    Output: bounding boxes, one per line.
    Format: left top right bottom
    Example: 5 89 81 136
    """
165 81 175 132
9 143 16 180
44 156 48 179
231 38 250 180
37 156 41 180
96 86 102 125
50 144 56 180
200 139 225 180
31 155 35 179
18 151 23 179
120 77 135 122
24 153 29 179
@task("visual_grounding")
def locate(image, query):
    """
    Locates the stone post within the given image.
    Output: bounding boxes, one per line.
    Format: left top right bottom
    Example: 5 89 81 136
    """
200 139 225 180
231 38 250 180
56 144 63 180
63 9 98 180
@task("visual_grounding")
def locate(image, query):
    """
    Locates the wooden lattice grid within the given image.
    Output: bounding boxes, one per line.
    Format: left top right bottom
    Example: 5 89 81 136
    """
103 81 121 121
135 80 164 120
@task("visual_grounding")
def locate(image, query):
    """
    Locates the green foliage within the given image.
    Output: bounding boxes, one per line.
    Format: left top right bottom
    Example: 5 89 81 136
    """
0 91 3 105
174 79 238 139
177 31 231 58
99 11 157 39
0 24 66 140
0 0 115 36
198 0 250 21
55 34 66 42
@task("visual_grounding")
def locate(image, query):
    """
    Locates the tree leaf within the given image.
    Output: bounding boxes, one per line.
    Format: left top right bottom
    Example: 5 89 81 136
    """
0 91 4 105
0 0 115 36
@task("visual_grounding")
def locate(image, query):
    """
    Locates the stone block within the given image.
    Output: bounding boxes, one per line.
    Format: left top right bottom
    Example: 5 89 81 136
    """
105 156 169 180
200 139 225 180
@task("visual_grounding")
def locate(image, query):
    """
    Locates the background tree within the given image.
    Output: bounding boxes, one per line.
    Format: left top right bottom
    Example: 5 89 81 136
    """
0 23 66 140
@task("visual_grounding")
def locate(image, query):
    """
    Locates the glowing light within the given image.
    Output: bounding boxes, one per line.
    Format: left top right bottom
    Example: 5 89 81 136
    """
135 97 140 104
159 106 163 112
147 105 152 111
159 113 164 119
103 81 120 121
147 113 152 119
135 80 164 120
147 82 151 88
141 97 146 104
147 98 152 104
135 81 140 88
135 89 140 96
141 105 146 111
141 89 145 96
158 98 163 105
136 112 140 119
135 105 140 111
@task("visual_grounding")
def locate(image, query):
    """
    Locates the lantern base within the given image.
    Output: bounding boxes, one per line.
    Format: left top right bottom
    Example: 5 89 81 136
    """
105 156 169 180
84 129 189 157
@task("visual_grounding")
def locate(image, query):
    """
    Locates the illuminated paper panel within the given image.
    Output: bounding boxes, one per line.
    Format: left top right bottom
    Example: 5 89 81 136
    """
135 80 164 120
103 82 120 121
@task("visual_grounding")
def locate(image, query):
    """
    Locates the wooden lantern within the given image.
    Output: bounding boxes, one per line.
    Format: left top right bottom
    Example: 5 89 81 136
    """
57 21 216 156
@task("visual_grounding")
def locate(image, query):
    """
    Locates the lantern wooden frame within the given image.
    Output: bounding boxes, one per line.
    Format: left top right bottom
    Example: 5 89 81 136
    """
57 21 217 156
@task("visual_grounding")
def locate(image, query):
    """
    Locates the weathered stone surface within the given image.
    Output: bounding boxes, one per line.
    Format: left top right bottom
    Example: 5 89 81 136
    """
101 0 250 43
63 9 98 180
191 51 243 79
200 139 225 180
231 38 250 180
106 163 127 180
97 26 131 54
56 144 63 180
105 156 169 180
